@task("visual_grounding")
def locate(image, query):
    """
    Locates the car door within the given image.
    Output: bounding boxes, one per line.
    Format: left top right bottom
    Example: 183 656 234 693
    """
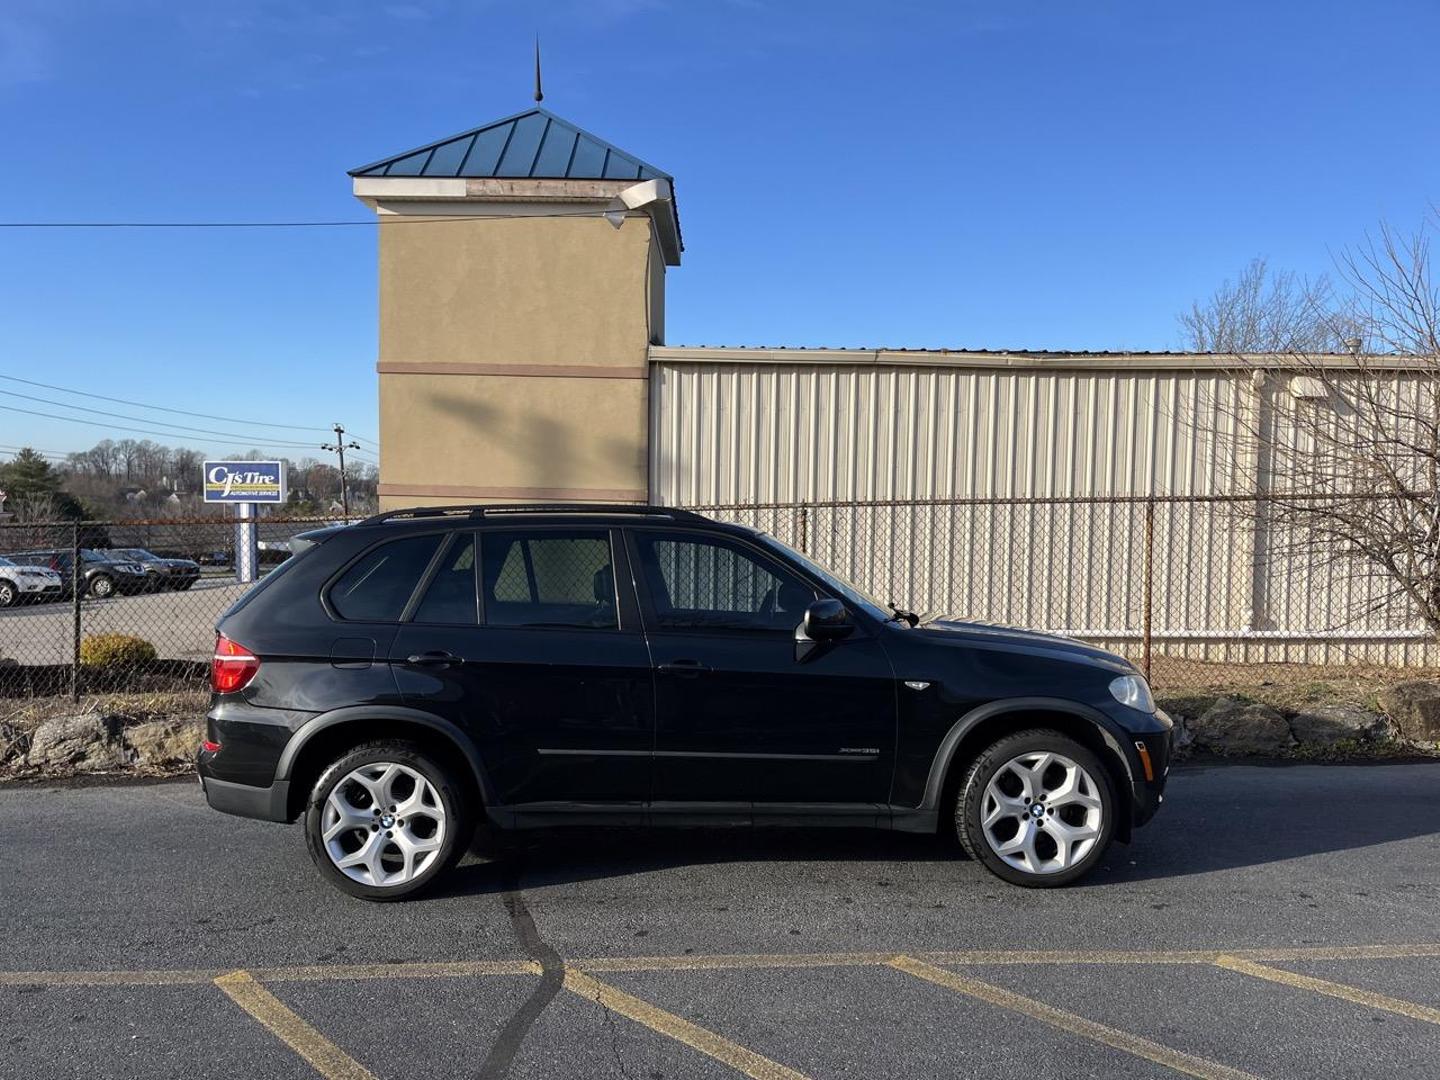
390 526 653 812
628 527 897 811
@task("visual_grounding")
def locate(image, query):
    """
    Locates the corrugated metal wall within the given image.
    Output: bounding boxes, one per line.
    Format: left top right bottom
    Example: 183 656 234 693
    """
649 355 1439 668
650 360 1247 503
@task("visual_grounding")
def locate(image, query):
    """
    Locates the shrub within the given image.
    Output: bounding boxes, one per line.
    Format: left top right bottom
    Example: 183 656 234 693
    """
79 634 158 671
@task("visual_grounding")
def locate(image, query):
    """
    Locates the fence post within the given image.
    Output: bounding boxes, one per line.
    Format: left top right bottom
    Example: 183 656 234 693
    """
797 502 809 555
1141 498 1155 682
71 520 82 703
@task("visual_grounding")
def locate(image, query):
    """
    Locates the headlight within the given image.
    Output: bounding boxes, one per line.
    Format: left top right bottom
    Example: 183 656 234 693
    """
1109 674 1155 713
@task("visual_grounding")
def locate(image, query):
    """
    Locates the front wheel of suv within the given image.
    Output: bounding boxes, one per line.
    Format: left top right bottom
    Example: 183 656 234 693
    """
955 729 1116 888
304 741 472 901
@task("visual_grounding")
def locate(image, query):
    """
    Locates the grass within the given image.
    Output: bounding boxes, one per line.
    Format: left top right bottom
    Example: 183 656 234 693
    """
1151 659 1439 714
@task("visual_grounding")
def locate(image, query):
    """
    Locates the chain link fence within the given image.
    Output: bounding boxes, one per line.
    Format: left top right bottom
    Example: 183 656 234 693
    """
693 494 1440 688
0 517 335 708
3 498 1436 722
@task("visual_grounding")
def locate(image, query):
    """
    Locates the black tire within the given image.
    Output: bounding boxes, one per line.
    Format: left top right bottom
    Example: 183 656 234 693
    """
88 574 115 599
304 740 472 901
176 579 196 591
954 729 1115 888
0 581 15 608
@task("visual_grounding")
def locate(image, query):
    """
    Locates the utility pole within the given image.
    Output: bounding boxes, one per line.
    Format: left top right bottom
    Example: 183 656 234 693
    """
320 423 361 520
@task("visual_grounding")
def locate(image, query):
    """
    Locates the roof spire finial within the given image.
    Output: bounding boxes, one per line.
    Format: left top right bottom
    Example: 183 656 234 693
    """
533 36 544 103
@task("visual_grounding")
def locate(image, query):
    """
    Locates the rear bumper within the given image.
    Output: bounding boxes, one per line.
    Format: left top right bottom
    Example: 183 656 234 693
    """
198 770 291 822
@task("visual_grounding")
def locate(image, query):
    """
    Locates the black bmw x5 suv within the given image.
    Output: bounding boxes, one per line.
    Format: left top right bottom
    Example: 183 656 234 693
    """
199 504 1173 899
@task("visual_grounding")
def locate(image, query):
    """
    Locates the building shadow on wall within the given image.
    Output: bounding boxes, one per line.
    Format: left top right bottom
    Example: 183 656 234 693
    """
429 394 641 494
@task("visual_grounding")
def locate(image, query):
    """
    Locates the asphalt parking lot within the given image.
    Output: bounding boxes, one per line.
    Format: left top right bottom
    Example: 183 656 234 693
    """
2 762 1438 1079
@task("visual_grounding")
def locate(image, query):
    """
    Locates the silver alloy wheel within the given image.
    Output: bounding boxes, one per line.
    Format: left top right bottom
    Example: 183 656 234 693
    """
0 582 13 607
980 750 1103 875
322 762 447 888
90 576 113 598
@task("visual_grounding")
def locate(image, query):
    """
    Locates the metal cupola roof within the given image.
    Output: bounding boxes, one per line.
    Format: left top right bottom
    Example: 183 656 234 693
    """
348 107 672 181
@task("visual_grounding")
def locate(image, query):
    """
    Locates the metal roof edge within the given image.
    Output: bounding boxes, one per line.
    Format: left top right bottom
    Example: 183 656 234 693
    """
647 345 1426 371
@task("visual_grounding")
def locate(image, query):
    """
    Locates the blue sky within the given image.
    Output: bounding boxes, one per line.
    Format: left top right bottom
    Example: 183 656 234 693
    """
1 0 1437 461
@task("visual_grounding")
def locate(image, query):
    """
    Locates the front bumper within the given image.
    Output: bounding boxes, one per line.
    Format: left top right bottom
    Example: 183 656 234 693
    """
1129 710 1175 829
15 579 61 596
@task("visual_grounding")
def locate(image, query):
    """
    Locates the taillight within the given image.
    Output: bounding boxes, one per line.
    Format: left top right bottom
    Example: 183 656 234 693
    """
212 633 260 693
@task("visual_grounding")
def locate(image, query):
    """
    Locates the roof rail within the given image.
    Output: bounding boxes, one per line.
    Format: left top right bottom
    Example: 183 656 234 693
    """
355 503 709 527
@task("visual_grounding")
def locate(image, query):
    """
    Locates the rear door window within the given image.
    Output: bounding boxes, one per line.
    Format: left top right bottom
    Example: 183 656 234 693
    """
328 534 444 622
480 530 616 629
412 534 478 625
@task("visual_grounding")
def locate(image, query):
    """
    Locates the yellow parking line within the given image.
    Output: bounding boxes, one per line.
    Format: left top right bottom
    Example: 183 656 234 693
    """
888 955 1260 1080
564 966 812 1080
575 951 889 973
3 943 1439 987
0 968 225 986
1215 956 1440 1027
214 970 379 1080
258 959 541 982
1237 944 1440 963
923 949 1222 966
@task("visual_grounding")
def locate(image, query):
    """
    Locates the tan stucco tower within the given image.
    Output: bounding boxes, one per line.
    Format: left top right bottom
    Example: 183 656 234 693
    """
351 109 682 509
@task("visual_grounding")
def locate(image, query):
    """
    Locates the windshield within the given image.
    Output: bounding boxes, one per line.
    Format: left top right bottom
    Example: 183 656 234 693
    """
755 533 892 621
118 549 158 561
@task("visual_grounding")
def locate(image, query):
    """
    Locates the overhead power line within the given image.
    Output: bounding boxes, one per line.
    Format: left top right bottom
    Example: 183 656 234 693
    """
0 207 641 229
0 388 320 448
0 402 324 454
0 442 72 459
0 373 334 435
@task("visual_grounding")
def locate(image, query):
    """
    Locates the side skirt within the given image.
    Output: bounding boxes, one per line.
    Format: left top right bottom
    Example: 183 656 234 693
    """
496 802 930 831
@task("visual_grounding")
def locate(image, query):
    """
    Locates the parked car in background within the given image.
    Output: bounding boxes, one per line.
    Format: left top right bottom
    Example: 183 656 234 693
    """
0 555 64 607
7 549 149 599
103 548 201 591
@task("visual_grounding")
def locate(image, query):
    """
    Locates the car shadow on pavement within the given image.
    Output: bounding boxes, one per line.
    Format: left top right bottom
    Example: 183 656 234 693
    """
429 827 961 900
1084 761 1440 885
423 762 1440 898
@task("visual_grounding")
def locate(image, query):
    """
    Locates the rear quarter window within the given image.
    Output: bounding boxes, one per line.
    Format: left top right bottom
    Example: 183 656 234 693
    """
328 534 445 622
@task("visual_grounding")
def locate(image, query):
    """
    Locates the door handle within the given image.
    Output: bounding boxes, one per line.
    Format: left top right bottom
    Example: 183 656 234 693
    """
405 650 460 667
658 659 711 677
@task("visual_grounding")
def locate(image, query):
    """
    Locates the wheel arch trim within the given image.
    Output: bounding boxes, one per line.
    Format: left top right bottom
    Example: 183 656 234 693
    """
274 705 496 806
917 697 1136 813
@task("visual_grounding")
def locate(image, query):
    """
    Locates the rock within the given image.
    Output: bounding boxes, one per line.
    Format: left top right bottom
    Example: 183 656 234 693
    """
125 719 201 767
1190 697 1293 756
0 720 21 764
1377 680 1440 743
23 713 126 772
1289 704 1390 746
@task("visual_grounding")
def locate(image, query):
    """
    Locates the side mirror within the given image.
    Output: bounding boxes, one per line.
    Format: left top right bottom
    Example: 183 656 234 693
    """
802 598 853 641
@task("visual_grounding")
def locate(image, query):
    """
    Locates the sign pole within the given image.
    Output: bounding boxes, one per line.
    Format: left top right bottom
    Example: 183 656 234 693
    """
235 501 258 584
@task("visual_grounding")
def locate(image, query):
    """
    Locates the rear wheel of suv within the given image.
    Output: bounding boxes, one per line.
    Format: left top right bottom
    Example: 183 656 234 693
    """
303 741 471 901
955 729 1115 888
88 574 115 599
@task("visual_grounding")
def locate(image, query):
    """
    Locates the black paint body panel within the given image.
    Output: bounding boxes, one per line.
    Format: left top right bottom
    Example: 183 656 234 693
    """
196 512 1173 836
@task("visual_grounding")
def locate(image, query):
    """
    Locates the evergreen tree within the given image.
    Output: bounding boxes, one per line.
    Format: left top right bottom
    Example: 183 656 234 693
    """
0 448 86 520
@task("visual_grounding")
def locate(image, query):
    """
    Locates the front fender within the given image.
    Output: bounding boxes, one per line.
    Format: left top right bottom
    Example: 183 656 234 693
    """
915 696 1137 813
